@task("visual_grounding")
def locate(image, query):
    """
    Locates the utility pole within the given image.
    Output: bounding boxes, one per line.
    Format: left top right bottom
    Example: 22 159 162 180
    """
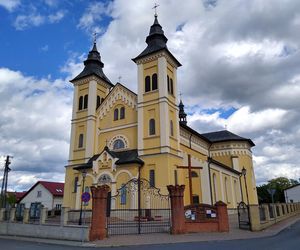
0 155 12 208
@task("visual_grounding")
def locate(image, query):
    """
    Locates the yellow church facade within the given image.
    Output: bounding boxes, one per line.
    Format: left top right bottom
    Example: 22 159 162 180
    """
63 15 258 211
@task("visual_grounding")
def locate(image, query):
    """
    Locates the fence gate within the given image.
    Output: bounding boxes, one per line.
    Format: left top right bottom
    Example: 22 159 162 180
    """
15 203 25 221
107 178 171 235
237 201 251 230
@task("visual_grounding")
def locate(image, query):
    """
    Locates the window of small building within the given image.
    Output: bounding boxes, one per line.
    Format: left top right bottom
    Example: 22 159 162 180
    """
152 73 158 90
37 191 42 198
113 139 125 150
78 134 84 148
78 96 83 110
145 76 151 92
120 107 125 119
83 94 88 109
170 120 174 136
149 119 156 135
149 169 155 187
114 108 119 120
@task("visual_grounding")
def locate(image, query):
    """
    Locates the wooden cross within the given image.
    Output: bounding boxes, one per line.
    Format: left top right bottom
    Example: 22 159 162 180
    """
177 154 203 205
152 3 159 16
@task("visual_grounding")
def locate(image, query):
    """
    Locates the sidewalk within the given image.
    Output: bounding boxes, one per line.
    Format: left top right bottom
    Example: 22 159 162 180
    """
94 214 300 247
0 214 299 248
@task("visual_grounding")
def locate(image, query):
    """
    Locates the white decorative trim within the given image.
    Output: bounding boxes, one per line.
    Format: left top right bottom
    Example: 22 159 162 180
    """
115 169 133 181
71 75 112 89
95 171 115 183
108 134 129 150
135 51 179 69
97 84 137 120
98 123 137 134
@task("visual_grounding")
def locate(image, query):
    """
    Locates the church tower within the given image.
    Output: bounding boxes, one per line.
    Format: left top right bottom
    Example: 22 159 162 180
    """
68 42 113 165
133 14 182 188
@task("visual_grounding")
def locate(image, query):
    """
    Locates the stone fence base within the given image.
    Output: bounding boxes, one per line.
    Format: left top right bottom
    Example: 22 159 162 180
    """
0 222 89 241
249 202 300 231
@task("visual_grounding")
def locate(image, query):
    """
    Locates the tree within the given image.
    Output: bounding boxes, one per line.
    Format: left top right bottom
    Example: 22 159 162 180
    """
256 177 299 203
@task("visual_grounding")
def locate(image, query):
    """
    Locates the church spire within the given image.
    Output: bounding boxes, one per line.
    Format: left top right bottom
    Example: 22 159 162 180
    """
71 40 112 85
132 12 181 66
179 99 187 125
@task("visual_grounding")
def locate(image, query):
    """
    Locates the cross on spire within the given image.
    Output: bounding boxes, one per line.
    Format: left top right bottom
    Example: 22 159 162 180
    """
179 91 183 100
118 76 122 82
93 31 97 43
152 3 159 17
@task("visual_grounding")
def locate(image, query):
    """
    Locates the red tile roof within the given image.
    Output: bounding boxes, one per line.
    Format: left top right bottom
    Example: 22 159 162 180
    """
39 181 64 196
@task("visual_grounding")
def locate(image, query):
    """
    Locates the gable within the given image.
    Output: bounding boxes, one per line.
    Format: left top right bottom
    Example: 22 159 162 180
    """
97 83 137 120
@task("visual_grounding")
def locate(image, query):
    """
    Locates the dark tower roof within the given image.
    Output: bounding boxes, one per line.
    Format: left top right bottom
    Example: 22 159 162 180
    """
132 15 181 66
71 42 113 86
179 99 187 125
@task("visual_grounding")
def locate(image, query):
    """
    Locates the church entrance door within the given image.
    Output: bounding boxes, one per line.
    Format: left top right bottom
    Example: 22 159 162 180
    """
237 201 251 230
107 178 171 235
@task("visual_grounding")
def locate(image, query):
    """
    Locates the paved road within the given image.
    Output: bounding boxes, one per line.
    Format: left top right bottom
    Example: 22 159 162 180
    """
1 221 300 250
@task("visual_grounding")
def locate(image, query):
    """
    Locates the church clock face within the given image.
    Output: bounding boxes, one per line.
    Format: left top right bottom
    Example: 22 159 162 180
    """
98 174 112 185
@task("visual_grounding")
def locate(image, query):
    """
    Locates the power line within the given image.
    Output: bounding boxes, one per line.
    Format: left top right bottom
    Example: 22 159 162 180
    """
0 155 12 209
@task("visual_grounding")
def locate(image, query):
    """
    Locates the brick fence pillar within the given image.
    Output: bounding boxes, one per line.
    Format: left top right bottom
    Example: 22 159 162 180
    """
89 185 110 241
167 185 186 234
215 201 229 232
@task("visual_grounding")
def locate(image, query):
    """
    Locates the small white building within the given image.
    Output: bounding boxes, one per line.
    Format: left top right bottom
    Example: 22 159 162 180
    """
19 181 64 211
284 184 300 203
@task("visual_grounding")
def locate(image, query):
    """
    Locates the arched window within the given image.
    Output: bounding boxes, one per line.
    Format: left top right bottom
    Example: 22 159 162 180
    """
225 177 229 203
213 173 217 203
120 184 127 205
83 94 88 109
234 180 238 204
120 107 125 119
149 119 156 135
78 134 84 148
152 73 158 90
113 139 125 150
145 76 151 92
191 171 198 178
167 75 170 92
170 78 174 95
96 96 101 109
170 120 174 136
78 96 83 110
114 108 119 120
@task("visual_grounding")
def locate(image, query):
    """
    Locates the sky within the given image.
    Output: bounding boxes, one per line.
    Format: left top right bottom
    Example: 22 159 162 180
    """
0 0 300 192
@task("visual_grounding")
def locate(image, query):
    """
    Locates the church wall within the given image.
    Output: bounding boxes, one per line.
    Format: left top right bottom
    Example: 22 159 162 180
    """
63 166 78 208
97 126 137 152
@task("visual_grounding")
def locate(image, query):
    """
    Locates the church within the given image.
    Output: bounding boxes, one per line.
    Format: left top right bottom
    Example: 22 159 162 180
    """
62 14 258 211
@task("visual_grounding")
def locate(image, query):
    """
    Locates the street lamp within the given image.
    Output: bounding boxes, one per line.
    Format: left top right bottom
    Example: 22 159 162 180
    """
241 167 250 205
78 169 87 225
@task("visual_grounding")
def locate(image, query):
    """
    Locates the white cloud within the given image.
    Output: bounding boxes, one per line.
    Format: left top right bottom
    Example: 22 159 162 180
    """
0 68 72 190
48 10 66 23
14 14 45 30
0 0 20 12
77 2 111 33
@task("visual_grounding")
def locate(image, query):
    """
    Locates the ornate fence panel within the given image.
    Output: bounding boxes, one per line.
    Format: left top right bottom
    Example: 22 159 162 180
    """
15 203 25 221
107 178 171 235
259 205 266 221
237 202 251 230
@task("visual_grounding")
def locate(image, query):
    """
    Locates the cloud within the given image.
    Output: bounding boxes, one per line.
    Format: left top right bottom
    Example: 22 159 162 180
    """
48 10 66 23
77 1 112 33
40 44 49 52
0 0 20 12
0 68 72 190
14 14 45 30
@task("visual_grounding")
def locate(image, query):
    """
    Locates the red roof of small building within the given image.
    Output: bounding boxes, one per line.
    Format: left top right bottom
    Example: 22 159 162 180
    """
39 181 64 196
18 181 64 203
